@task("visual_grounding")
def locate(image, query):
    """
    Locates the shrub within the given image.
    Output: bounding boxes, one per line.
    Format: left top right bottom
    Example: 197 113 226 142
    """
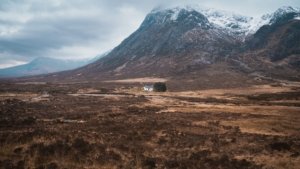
153 82 167 92
46 162 58 169
72 138 92 154
142 157 156 169
22 116 36 125
269 142 291 151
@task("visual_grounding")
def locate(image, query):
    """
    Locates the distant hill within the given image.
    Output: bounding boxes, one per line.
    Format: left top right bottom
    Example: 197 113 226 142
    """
0 57 89 77
0 51 109 78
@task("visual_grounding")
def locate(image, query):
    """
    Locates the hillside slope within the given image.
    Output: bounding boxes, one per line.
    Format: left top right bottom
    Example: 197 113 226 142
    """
17 6 300 89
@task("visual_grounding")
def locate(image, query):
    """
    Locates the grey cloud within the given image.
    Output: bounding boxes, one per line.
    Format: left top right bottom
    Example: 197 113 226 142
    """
0 17 106 56
0 0 299 67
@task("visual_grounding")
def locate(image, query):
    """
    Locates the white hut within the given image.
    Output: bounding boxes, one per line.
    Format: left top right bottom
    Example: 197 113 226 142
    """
143 85 154 92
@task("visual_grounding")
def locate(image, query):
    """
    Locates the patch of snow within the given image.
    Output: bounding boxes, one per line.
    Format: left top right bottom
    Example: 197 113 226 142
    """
154 5 259 36
280 6 300 12
246 14 272 34
114 62 128 72
268 6 300 24
274 6 300 15
152 5 300 37
170 7 181 21
130 55 137 60
200 8 253 35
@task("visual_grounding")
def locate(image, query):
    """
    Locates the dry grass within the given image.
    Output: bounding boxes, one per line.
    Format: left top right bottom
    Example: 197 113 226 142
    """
0 82 299 168
104 77 168 83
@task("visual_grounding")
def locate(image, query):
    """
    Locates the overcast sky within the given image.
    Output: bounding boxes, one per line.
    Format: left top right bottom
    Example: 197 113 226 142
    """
0 0 299 68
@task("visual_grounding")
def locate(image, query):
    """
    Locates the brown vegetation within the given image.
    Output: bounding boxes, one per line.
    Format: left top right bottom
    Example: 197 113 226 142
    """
0 81 299 169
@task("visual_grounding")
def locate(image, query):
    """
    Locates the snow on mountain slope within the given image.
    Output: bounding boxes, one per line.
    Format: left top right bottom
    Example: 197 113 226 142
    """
200 8 252 35
32 5 300 83
152 5 300 38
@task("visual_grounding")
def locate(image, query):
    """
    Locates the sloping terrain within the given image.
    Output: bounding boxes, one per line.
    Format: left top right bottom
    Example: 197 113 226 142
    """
237 18 300 80
75 6 299 79
13 6 299 91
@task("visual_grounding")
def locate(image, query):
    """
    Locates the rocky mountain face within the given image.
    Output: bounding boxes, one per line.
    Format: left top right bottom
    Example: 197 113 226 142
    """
237 7 300 80
26 6 300 89
75 6 244 78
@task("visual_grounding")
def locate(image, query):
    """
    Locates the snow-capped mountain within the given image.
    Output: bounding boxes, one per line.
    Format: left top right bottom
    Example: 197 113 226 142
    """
22 6 300 86
269 6 300 24
151 5 300 38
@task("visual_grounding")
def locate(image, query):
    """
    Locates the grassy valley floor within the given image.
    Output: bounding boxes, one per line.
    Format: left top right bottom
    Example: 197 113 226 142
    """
0 80 299 169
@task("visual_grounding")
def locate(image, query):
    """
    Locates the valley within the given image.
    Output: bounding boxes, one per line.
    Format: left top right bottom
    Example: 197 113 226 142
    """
0 4 300 169
0 80 299 169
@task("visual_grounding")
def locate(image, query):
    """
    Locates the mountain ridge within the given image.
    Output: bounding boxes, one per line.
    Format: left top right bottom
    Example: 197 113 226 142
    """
151 5 300 38
0 57 91 78
0 49 111 78
14 5 300 90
